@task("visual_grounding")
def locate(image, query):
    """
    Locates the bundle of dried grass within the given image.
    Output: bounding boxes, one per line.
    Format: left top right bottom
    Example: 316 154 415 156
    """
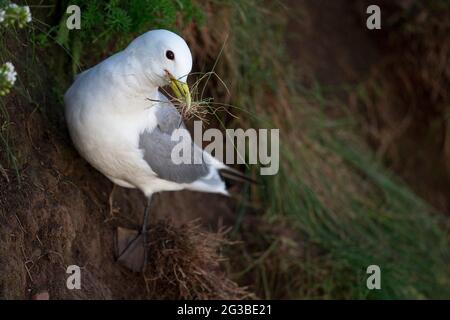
159 70 237 126
142 220 254 300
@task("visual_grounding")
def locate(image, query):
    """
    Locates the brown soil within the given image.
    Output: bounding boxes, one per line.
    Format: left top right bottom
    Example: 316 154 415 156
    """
286 0 450 214
0 85 250 298
286 0 382 87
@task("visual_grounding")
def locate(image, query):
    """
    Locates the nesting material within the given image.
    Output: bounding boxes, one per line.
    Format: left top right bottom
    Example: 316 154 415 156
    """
137 220 253 300
162 71 236 124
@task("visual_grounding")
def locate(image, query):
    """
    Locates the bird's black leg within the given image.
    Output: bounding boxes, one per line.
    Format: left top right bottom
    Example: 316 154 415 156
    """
116 194 154 272
141 195 153 272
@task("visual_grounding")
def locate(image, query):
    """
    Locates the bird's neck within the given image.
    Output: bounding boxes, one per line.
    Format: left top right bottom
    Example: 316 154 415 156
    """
106 51 160 111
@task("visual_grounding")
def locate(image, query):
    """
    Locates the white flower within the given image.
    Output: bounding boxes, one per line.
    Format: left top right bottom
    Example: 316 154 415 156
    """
0 3 32 27
23 6 31 23
4 62 14 71
2 62 17 85
6 70 17 84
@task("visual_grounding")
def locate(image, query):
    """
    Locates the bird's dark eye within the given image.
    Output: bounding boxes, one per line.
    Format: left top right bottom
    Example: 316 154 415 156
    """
166 50 175 60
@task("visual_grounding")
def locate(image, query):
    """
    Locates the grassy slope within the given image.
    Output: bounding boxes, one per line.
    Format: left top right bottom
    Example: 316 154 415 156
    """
222 0 450 299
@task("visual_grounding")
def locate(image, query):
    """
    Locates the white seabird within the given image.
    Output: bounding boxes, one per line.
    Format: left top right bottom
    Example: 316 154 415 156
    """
64 29 252 272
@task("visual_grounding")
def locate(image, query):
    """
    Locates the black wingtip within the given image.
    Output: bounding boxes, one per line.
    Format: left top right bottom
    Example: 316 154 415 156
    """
219 168 259 185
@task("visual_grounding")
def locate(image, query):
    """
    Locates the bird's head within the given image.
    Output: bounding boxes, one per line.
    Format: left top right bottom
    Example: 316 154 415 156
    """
127 29 192 108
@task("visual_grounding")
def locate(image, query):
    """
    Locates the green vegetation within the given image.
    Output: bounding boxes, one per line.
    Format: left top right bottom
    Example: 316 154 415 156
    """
37 0 203 74
220 0 450 299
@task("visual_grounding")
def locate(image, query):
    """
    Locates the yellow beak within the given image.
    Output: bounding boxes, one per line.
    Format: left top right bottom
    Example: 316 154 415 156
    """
168 75 191 110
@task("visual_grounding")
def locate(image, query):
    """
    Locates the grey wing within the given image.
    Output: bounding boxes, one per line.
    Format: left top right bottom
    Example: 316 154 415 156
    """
153 102 184 132
139 105 213 184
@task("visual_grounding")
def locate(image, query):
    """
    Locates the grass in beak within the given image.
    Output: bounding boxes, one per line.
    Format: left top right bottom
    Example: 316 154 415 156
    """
157 71 239 125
